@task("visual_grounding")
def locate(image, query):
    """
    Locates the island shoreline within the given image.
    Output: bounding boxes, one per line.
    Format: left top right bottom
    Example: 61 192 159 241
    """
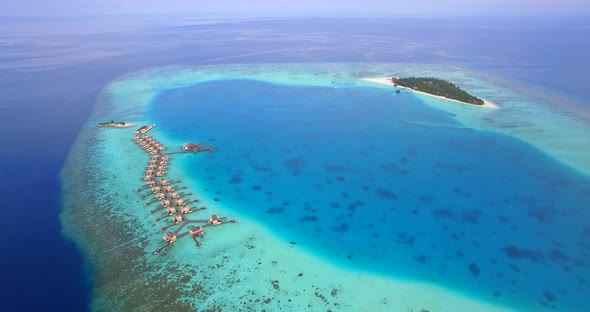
363 77 499 109
97 122 136 128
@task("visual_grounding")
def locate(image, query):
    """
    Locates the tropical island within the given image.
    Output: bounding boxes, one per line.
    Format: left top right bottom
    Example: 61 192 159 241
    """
97 120 133 128
392 77 484 105
362 77 497 108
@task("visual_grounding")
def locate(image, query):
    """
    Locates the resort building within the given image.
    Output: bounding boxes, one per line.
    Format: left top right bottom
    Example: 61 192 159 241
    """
189 226 204 237
209 214 222 225
135 124 156 134
163 232 177 244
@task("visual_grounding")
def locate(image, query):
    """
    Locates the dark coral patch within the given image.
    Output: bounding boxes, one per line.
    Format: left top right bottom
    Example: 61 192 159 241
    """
330 223 349 233
324 164 348 173
549 249 569 262
528 206 554 223
503 246 544 263
375 189 398 200
432 209 455 220
415 255 429 264
228 174 242 184
299 215 318 222
284 157 305 175
461 209 481 224
251 185 262 191
330 202 340 208
543 291 557 302
396 233 415 245
251 162 273 172
469 263 480 277
381 162 403 175
418 195 434 204
266 206 284 214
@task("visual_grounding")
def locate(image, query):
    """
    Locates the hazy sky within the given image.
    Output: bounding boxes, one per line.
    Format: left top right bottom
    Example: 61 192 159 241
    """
2 0 589 17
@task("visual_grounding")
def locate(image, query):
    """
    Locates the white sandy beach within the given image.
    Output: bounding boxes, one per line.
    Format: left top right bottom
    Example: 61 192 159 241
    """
363 77 499 109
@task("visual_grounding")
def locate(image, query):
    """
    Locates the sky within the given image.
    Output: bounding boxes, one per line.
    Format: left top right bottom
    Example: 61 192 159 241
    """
1 0 589 17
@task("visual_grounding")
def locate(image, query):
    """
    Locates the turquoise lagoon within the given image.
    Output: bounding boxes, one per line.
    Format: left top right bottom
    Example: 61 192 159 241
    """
61 63 590 312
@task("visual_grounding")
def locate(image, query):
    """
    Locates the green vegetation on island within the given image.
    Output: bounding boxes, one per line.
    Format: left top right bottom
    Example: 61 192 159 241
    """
391 77 484 105
98 120 127 127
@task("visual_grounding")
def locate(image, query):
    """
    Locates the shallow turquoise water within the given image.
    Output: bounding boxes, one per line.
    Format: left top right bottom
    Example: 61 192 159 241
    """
147 79 590 311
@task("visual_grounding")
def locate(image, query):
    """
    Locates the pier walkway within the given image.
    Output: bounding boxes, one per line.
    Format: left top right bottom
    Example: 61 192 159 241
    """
132 127 236 254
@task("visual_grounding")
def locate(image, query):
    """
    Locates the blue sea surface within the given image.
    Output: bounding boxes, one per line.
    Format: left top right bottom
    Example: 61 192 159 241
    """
0 73 94 310
1 14 589 312
149 79 590 311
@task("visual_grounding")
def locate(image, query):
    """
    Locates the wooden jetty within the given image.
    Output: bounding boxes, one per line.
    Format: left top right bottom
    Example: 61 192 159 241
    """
132 127 236 255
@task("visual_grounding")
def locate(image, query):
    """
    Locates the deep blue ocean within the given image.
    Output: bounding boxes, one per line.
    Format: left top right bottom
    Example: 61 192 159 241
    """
1 15 588 311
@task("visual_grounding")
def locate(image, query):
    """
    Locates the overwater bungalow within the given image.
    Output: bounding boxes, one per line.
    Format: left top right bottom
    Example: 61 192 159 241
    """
156 193 165 200
136 125 155 134
209 214 222 226
166 207 176 215
173 215 183 224
189 226 204 237
163 232 177 244
183 143 214 153
162 199 170 207
181 206 192 214
161 179 169 185
176 198 185 206
171 192 179 199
